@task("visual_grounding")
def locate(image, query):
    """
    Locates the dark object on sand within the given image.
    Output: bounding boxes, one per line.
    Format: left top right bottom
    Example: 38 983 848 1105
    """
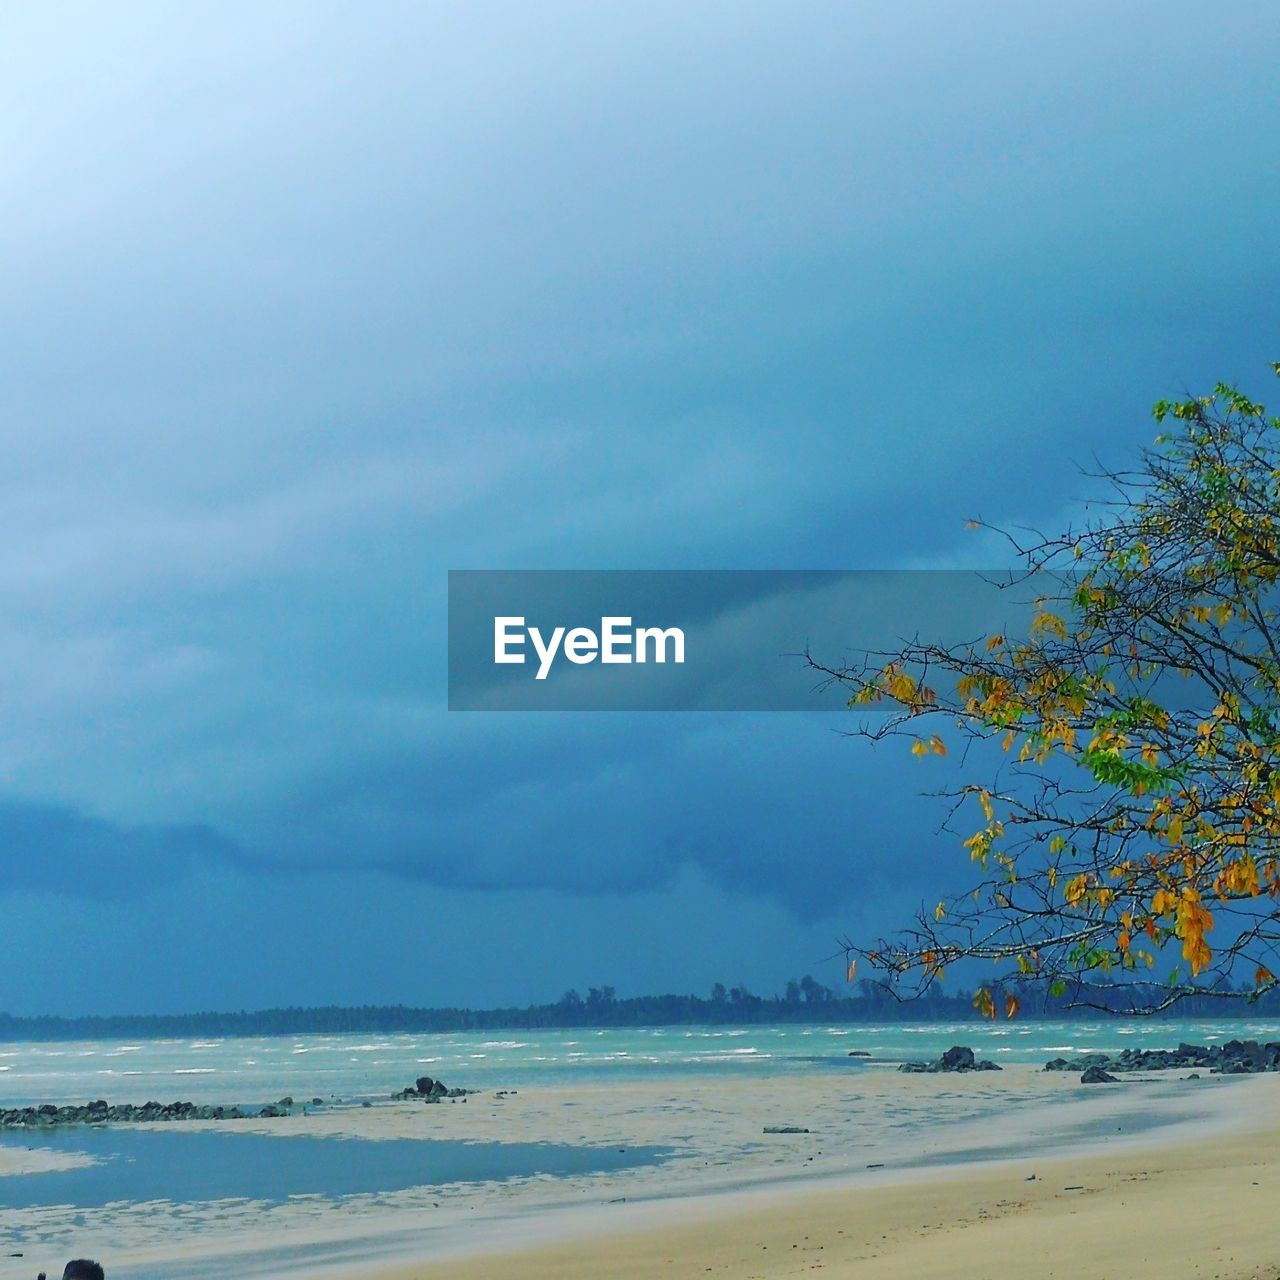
1045 1039 1280 1076
391 1076 473 1103
63 1263 104 1280
0 1099 287 1130
1080 1065 1120 1084
897 1045 1002 1074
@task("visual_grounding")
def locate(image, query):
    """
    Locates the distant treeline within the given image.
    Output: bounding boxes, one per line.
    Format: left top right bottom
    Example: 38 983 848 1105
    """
2 976 1279 1041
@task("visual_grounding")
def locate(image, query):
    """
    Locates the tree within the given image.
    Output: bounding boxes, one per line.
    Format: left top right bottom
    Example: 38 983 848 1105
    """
824 369 1280 1017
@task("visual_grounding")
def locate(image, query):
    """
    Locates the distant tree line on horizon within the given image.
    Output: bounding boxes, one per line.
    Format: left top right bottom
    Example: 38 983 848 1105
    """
2 976 1279 1041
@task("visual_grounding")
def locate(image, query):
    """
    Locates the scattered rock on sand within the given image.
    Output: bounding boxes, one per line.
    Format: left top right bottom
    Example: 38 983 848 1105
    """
391 1076 473 1102
897 1045 1002 1074
1045 1040 1280 1076
1080 1065 1120 1084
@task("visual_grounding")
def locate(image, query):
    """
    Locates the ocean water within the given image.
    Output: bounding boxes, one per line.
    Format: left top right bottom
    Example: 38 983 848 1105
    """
1 1019 1277 1108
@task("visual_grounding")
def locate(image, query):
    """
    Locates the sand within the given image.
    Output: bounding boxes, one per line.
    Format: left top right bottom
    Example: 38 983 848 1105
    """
1 1067 1273 1280
337 1075 1280 1274
0 1146 93 1177
349 1127 1278 1280
330 1072 1280 1280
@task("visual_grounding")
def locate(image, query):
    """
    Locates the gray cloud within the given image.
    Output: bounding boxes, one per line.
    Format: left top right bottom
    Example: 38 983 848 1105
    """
0 1 1276 1007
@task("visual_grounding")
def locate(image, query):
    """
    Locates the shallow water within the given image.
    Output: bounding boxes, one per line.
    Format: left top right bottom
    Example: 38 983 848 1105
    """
0 1126 668 1209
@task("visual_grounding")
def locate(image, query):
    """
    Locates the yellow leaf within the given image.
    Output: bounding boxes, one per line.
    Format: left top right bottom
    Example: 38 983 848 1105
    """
1004 993 1020 1020
930 735 947 757
846 957 858 984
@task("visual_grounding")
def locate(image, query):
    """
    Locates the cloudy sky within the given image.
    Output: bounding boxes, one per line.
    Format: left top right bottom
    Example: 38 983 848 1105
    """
1 1 1276 1014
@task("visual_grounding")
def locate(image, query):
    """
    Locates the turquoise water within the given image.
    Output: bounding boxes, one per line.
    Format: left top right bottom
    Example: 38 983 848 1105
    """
2 1020 1277 1107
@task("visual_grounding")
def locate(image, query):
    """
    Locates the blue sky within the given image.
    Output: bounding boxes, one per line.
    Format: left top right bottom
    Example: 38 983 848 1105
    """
0 1 1277 1014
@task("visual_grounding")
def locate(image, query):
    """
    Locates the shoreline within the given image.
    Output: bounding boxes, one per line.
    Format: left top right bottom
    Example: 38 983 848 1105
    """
6 1066 1255 1280
0 1064 1271 1280
338 1120 1280 1280
304 1070 1274 1280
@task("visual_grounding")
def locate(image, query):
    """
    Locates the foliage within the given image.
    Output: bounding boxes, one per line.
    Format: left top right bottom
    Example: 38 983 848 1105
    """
825 368 1280 1016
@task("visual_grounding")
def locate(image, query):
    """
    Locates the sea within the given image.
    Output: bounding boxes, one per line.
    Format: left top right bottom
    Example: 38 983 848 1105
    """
4 1020 1279 1106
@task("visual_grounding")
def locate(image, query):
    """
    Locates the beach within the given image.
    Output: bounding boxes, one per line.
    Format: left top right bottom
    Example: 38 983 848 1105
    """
350 1112 1279 1280
0 1027 1275 1280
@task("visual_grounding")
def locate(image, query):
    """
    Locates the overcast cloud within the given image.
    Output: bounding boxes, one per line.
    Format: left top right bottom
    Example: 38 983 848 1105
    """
0 1 1276 1013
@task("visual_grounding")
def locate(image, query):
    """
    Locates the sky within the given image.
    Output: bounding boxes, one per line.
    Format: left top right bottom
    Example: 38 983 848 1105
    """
0 1 1277 1015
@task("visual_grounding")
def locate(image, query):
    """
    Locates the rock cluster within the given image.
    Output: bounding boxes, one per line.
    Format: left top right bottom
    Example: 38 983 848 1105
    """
391 1075 471 1102
0 1097 299 1129
897 1044 1002 1074
1044 1039 1280 1076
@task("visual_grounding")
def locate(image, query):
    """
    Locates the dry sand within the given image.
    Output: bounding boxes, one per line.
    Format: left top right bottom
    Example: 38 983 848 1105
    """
347 1128 1278 1280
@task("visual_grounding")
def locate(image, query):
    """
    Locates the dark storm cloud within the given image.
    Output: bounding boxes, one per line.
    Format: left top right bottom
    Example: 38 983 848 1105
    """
0 801 242 898
0 1 1277 1008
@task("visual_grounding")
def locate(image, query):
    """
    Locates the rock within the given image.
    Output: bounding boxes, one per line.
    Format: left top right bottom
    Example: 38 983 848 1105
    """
400 1076 472 1100
0 1098 258 1129
1081 1065 1119 1084
897 1045 1000 1074
1044 1039 1280 1078
763 1125 810 1133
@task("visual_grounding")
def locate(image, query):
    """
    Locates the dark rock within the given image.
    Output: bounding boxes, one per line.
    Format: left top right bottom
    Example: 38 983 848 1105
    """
1081 1065 1120 1084
762 1125 810 1133
897 1045 1000 1074
1045 1039 1280 1077
940 1045 975 1071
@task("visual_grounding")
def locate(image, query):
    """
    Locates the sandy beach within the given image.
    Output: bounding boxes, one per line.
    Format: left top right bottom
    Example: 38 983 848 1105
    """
350 1118 1279 1280
336 1071 1280 1280
2 1063 1273 1280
